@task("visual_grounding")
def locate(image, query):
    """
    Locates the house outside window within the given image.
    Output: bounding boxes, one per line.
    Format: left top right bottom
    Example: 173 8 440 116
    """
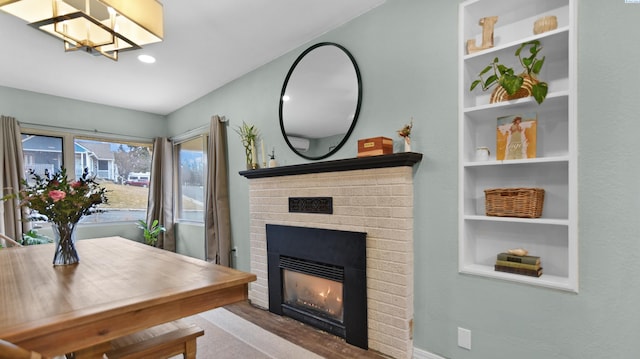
20 132 153 225
76 138 153 224
21 134 63 183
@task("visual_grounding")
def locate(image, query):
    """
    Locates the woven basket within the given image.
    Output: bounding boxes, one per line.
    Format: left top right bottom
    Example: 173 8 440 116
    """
484 188 545 218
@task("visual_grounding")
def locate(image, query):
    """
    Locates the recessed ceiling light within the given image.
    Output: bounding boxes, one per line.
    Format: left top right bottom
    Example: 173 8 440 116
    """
282 95 290 102
138 54 156 64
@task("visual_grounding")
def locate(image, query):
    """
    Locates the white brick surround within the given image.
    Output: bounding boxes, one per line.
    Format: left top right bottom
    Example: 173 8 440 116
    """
247 166 415 359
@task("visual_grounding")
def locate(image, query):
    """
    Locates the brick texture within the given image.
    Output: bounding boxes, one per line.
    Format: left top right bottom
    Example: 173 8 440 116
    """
247 167 414 359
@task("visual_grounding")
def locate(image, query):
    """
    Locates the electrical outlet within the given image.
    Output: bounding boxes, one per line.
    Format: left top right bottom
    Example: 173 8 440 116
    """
231 247 238 257
458 327 471 350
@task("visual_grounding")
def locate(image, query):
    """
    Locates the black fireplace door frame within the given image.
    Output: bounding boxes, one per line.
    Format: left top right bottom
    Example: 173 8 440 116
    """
266 224 367 349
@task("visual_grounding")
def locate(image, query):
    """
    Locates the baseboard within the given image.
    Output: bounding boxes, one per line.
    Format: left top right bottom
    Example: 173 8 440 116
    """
414 346 447 359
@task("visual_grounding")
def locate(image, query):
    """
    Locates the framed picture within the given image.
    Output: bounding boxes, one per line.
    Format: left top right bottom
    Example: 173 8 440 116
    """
496 113 537 160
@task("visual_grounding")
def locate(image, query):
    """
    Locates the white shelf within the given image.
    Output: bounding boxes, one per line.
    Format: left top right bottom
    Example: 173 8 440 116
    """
460 264 572 292
463 26 569 61
463 155 569 167
459 0 577 292
463 90 569 116
464 215 568 226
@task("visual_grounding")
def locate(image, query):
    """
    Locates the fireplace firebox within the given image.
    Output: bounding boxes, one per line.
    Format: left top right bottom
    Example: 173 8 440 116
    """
266 224 367 349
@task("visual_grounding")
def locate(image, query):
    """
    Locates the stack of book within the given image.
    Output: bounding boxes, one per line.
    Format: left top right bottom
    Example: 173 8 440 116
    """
494 252 543 277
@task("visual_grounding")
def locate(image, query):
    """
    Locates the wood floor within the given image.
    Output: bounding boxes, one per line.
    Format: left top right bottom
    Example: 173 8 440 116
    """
224 300 389 359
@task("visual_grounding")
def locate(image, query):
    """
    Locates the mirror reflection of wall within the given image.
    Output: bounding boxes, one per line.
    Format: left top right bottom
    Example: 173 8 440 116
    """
280 42 362 160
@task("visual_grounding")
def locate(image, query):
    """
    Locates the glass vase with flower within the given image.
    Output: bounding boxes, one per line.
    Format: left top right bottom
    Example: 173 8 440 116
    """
4 167 108 265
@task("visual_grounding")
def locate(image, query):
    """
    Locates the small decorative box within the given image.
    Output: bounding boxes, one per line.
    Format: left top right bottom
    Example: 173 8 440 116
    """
357 137 393 157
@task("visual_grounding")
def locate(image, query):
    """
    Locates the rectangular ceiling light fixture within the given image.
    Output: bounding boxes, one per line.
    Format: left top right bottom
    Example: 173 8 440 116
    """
0 0 163 61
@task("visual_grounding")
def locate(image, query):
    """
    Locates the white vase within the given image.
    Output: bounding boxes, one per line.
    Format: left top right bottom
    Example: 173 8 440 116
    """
404 137 411 152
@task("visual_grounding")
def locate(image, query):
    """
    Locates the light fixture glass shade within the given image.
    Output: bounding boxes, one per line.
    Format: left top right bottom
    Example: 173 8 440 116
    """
0 0 163 60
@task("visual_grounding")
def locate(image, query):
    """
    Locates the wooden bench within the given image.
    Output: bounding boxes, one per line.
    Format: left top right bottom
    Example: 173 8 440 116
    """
74 320 204 359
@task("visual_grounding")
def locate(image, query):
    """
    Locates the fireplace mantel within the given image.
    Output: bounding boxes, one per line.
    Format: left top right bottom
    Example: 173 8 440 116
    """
239 152 422 179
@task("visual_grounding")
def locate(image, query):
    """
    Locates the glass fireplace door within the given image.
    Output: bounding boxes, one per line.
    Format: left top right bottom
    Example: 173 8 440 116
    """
282 269 344 323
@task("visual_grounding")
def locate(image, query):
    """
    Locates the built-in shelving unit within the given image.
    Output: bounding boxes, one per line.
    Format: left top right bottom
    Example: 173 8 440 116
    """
458 0 577 292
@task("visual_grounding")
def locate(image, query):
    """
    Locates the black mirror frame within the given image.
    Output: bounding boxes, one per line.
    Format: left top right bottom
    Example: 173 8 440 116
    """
279 42 362 160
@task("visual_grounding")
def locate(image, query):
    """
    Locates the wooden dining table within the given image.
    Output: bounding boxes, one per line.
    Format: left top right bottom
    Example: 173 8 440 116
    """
0 236 256 357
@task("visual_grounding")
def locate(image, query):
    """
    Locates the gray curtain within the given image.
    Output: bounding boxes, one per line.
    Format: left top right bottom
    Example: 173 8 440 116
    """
205 115 231 265
147 137 175 251
0 115 28 239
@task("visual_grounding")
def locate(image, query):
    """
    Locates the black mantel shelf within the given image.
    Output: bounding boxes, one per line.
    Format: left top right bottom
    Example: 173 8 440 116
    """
239 152 422 179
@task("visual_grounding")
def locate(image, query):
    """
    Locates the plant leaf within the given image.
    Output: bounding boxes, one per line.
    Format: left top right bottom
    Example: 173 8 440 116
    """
470 79 481 91
532 56 545 74
478 65 493 76
484 74 498 88
531 82 548 104
496 64 511 76
500 74 523 95
515 43 525 57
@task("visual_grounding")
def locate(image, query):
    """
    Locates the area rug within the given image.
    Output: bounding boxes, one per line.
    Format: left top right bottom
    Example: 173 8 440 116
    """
175 307 323 359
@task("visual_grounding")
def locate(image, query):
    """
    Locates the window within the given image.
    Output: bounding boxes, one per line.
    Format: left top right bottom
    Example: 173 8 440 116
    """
21 134 64 184
75 138 153 224
20 130 153 225
175 135 206 222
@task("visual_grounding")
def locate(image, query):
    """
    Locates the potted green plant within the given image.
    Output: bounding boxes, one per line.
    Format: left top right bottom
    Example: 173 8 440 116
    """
21 229 53 245
137 219 166 246
470 40 548 104
234 121 259 169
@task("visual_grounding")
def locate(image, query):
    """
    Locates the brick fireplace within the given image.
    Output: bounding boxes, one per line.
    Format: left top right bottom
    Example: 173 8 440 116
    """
240 153 421 359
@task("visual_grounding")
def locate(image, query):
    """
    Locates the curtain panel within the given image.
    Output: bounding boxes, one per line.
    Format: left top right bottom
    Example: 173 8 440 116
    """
147 137 175 251
205 115 231 266
1 115 28 239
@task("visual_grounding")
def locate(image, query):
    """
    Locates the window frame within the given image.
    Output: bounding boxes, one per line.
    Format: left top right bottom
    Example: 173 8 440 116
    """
173 132 208 224
21 128 75 179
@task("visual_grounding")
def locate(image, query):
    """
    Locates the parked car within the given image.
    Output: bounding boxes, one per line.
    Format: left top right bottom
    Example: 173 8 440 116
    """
125 172 150 187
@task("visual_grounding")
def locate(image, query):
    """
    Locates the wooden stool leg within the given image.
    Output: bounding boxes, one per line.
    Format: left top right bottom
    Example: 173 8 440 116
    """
184 338 197 359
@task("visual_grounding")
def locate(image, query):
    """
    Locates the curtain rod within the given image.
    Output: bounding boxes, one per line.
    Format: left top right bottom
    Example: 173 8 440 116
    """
169 123 211 142
18 121 154 143
170 115 227 143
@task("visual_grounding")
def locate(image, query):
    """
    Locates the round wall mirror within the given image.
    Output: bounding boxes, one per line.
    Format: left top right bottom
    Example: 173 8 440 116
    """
279 42 362 160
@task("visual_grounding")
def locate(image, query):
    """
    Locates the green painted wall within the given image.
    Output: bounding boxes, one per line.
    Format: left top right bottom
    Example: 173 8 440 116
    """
3 0 640 357
175 223 206 260
167 1 640 357
0 86 166 139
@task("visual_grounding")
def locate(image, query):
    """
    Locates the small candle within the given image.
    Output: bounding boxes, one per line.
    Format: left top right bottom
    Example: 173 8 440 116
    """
261 139 266 165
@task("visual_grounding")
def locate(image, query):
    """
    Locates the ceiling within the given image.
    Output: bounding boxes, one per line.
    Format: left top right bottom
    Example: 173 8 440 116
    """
0 0 385 116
